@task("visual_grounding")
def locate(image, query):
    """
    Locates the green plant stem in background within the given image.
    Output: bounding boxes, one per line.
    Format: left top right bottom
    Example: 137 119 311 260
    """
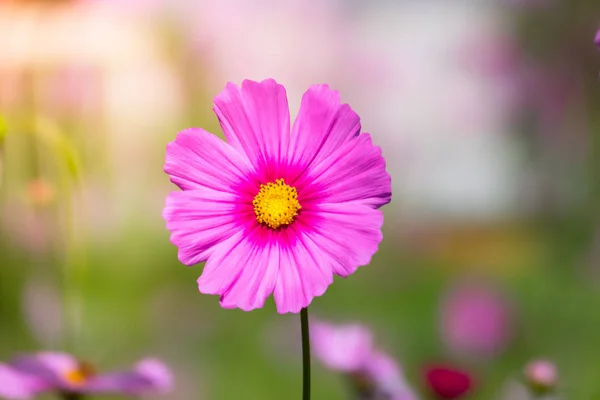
300 307 311 400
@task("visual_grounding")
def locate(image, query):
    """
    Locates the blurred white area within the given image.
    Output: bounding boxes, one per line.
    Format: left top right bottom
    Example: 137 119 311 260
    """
192 0 525 222
190 0 350 112
343 1 522 222
0 0 526 231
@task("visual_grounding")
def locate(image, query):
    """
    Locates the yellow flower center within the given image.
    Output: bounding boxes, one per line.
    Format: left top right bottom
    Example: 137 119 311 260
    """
253 178 301 229
64 362 95 386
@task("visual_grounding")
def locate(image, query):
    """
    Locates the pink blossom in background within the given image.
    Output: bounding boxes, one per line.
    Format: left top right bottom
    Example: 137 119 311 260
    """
163 79 391 314
595 28 600 49
0 364 45 400
439 283 513 358
311 321 417 400
311 322 374 372
10 352 172 396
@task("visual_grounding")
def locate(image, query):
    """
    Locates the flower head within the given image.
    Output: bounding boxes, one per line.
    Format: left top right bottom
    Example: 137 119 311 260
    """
163 79 391 313
424 365 473 400
595 28 600 49
439 283 513 358
312 321 416 400
10 352 172 396
523 359 557 394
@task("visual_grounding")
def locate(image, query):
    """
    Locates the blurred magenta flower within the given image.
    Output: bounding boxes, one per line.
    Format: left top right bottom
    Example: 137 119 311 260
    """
10 352 172 396
523 359 557 394
163 79 391 313
311 322 374 372
312 321 416 400
595 29 600 49
423 365 473 400
0 364 45 400
439 283 513 358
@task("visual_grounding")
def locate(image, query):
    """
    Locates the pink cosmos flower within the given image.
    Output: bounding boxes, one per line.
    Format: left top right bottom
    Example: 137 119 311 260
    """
0 364 45 400
10 352 172 397
163 79 391 313
311 321 416 400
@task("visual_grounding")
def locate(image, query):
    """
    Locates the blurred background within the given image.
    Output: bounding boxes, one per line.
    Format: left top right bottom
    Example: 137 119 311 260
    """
1 0 600 398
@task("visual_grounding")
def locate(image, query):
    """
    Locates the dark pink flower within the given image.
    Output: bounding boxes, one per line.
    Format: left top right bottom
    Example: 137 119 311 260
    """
595 29 600 49
440 283 513 358
312 321 416 400
163 79 391 313
10 352 172 396
424 365 473 400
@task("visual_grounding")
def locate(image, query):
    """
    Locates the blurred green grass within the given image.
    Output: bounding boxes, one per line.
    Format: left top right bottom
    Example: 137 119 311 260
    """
2 210 600 399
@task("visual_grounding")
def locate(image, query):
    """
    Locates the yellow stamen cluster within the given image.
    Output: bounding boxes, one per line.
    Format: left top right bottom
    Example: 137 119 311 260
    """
64 362 95 386
253 178 301 229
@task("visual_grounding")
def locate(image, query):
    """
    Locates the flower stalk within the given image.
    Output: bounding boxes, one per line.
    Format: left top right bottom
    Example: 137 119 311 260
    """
300 307 311 400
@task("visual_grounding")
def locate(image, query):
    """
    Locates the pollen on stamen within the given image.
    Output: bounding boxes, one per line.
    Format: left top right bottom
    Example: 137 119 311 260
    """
253 178 301 229
64 361 95 386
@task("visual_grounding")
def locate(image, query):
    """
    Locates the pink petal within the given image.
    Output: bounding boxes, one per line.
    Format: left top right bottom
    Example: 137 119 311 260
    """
163 187 254 266
213 79 290 179
287 84 361 183
365 352 417 400
300 133 391 208
198 224 280 311
198 220 334 313
271 203 382 313
273 226 334 313
218 228 280 311
11 352 77 390
311 321 374 372
86 358 172 395
296 203 384 278
0 364 46 399
133 358 172 392
164 127 253 192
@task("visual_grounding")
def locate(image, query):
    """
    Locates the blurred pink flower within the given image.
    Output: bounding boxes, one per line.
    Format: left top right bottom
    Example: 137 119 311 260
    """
11 352 172 396
439 283 513 358
523 359 557 394
311 321 417 400
311 322 374 372
163 79 391 314
0 363 45 400
595 28 600 49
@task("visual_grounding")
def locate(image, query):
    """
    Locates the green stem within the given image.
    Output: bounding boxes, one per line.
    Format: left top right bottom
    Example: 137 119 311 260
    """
300 307 311 400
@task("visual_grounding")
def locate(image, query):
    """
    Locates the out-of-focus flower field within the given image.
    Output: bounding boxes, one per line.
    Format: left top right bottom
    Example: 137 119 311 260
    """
1 0 600 399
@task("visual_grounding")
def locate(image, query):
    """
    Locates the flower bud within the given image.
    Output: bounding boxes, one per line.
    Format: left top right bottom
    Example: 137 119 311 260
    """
524 359 557 394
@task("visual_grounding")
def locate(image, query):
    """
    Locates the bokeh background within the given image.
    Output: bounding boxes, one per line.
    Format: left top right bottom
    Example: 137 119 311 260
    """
1 0 600 398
